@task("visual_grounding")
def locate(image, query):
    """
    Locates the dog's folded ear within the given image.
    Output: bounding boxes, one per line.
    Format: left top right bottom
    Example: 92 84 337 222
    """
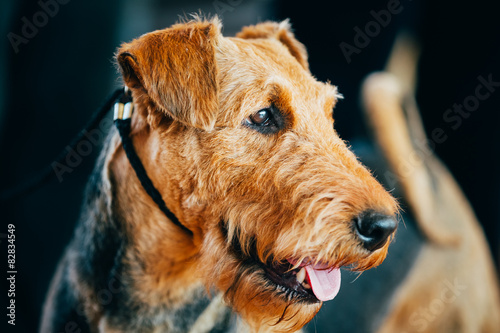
117 19 221 130
236 20 309 71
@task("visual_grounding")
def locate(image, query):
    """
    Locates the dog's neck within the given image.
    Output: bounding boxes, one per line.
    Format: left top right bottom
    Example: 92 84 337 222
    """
70 127 238 331
106 126 204 302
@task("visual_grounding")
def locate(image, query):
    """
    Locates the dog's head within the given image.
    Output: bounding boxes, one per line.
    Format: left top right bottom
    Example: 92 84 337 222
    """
117 17 398 331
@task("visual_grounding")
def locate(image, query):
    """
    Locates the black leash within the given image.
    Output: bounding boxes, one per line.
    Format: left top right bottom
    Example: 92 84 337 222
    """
114 89 192 235
1 87 192 236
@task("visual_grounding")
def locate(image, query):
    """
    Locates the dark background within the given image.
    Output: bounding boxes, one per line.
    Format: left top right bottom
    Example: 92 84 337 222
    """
0 0 499 332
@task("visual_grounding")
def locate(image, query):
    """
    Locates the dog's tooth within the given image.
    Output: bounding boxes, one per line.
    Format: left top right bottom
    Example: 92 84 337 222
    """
302 281 311 289
296 267 306 284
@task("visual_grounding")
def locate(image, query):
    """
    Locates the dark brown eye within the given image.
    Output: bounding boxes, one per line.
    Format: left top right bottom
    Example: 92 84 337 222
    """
247 109 271 126
243 106 284 134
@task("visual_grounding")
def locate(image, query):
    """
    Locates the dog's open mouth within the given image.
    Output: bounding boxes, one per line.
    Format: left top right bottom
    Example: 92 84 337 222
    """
222 224 341 303
262 259 341 303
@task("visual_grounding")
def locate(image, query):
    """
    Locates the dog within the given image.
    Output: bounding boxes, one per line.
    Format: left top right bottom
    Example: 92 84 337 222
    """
353 36 500 333
40 17 399 332
306 35 500 333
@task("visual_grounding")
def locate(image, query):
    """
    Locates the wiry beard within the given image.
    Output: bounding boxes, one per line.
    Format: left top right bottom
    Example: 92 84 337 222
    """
198 223 322 332
196 205 393 332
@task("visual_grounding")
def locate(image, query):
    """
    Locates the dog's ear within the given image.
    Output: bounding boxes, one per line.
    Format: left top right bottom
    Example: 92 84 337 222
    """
117 19 221 130
236 20 309 71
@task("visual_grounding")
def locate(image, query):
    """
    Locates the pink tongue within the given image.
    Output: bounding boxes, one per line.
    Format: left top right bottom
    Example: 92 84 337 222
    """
304 265 341 302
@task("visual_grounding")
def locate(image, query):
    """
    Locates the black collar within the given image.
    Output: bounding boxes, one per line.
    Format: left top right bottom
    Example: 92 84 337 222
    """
113 88 193 236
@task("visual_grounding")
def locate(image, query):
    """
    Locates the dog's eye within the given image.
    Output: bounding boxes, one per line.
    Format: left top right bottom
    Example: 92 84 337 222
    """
247 109 272 126
243 106 284 134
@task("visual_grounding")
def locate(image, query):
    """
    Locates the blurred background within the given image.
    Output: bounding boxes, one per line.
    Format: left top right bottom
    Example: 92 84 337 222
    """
0 0 499 332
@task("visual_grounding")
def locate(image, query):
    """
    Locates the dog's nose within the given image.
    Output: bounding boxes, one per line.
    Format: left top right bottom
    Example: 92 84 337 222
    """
355 212 397 251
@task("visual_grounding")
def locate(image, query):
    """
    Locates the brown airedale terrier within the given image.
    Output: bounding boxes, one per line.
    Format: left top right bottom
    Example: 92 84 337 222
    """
41 17 398 332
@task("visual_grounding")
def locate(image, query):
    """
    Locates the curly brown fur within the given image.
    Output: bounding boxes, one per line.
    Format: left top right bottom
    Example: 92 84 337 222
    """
41 17 398 333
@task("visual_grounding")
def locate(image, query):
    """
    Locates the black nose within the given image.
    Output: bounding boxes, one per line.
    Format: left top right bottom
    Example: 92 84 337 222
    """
355 212 397 251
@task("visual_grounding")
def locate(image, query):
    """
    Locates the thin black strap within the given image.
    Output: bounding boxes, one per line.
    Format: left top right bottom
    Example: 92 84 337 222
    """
1 87 191 236
114 92 193 236
0 88 123 201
